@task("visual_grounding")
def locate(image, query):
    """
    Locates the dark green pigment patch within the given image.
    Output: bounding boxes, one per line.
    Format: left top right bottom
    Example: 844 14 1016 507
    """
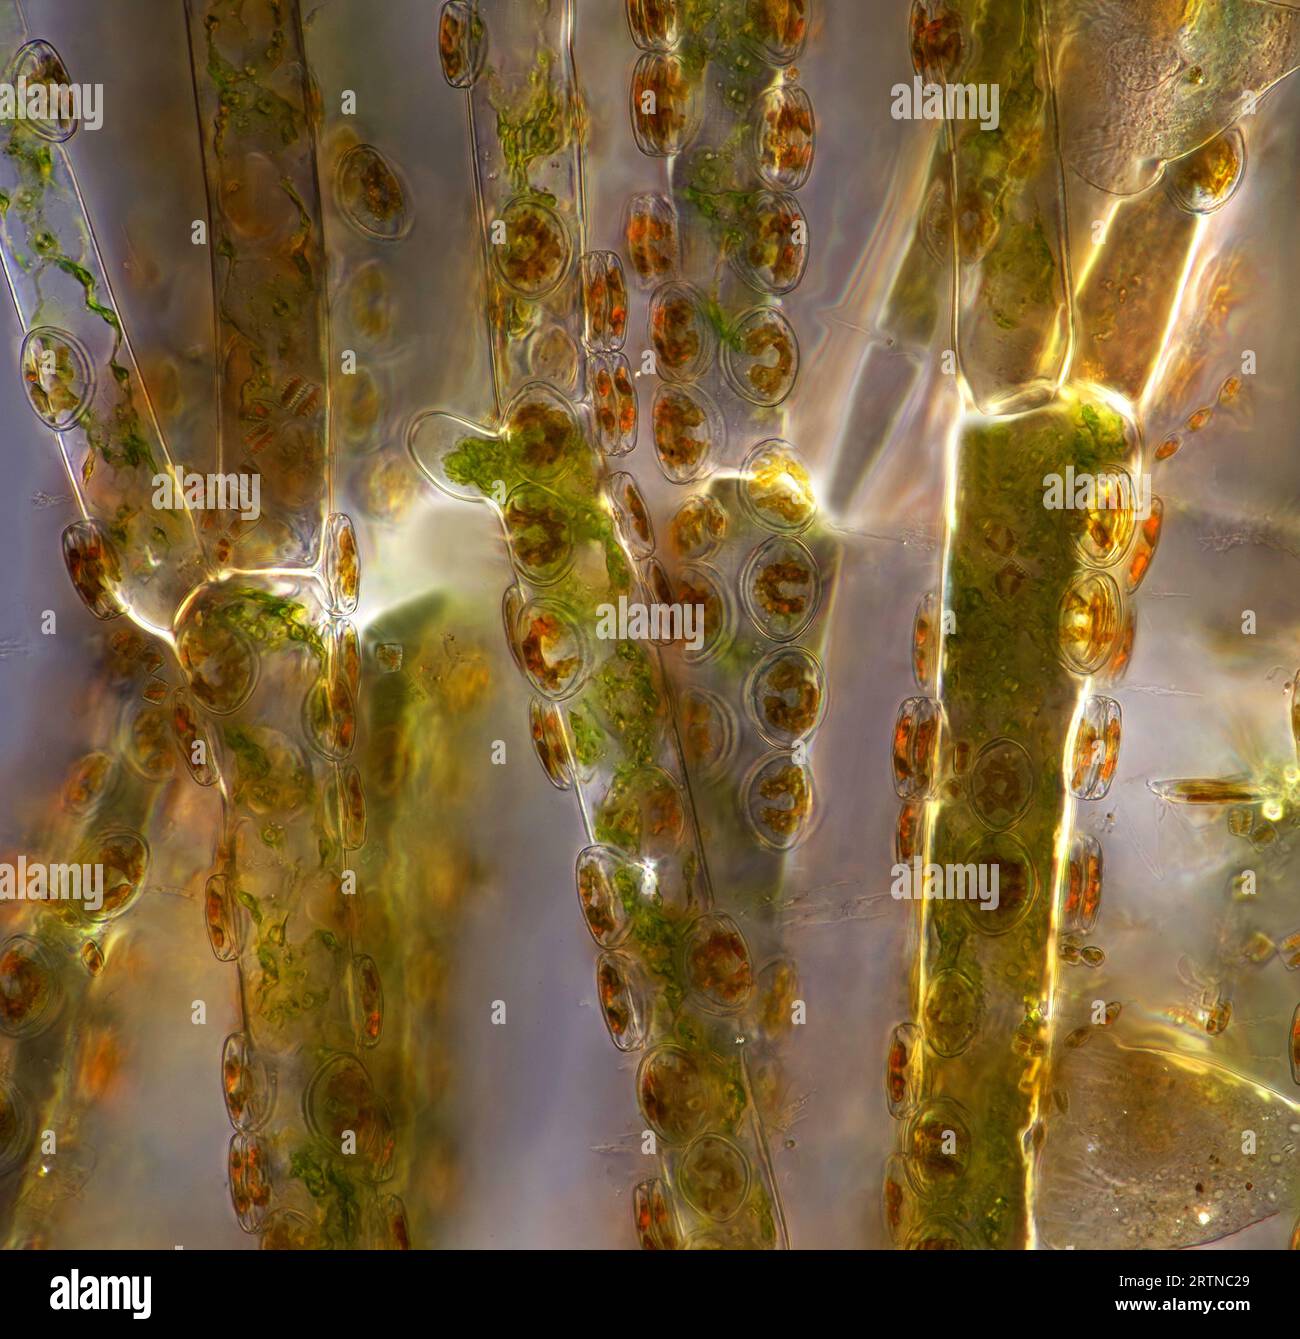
489 50 569 192
215 589 325 658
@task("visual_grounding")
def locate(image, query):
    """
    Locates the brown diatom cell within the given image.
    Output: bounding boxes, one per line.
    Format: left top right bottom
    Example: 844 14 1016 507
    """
637 1044 708 1145
0 1078 33 1175
0 935 63 1039
627 0 680 50
683 914 754 1012
675 563 730 661
336 764 367 850
330 620 361 698
595 951 648 1051
891 696 941 800
905 1098 971 1190
918 175 953 267
530 325 579 393
747 645 826 748
177 618 258 716
11 40 78 140
260 1209 321 1251
204 872 241 962
506 382 583 484
529 697 573 790
743 751 815 850
740 439 815 533
923 968 981 1059
745 0 808 64
575 844 643 948
505 484 574 585
756 958 800 1037
304 671 357 761
337 144 410 240
1291 1002 1300 1085
1203 997 1231 1036
633 1178 682 1252
608 471 656 557
625 191 680 286
228 1131 272 1233
969 736 1034 830
1155 434 1181 461
517 600 589 701
1065 833 1103 933
650 281 715 382
679 1134 752 1223
86 829 150 921
1074 468 1138 568
377 1196 412 1251
80 940 105 976
1125 498 1163 593
734 191 808 295
742 535 819 641
337 367 382 447
1149 777 1262 807
1058 570 1122 675
1071 696 1122 800
679 688 737 776
653 383 721 482
304 1053 395 1182
126 703 176 780
894 800 928 864
906 1218 972 1250
993 560 1029 601
909 3 964 80
911 593 939 691
1239 931 1275 966
962 831 1037 936
222 1030 274 1132
882 1153 914 1244
1105 606 1137 683
670 495 727 560
348 260 393 343
62 520 125 621
630 52 701 157
108 627 164 678
437 0 486 89
1166 127 1246 215
324 512 361 615
62 750 116 815
722 307 800 407
590 353 638 455
754 84 815 191
641 559 677 641
351 954 383 1047
581 250 628 352
491 196 572 299
21 325 94 429
982 520 1017 556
